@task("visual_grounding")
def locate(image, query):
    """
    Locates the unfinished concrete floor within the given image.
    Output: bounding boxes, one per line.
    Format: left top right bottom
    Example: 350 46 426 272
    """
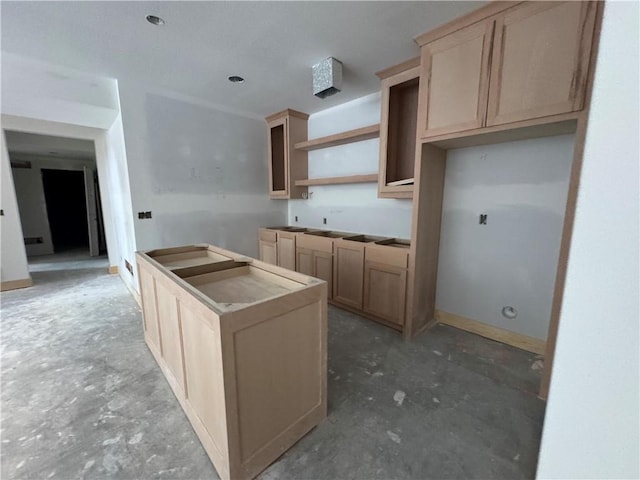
1 252 545 479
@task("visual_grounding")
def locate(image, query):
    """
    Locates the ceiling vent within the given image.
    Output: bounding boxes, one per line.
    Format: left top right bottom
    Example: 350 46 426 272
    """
312 57 343 99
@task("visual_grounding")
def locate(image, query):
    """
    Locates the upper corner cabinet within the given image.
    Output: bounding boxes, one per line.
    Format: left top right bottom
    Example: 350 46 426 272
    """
265 109 309 199
377 58 420 199
418 19 494 138
416 1 597 139
486 1 597 126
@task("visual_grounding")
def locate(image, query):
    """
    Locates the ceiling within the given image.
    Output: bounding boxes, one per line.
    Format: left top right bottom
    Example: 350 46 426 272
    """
5 131 96 160
1 1 481 117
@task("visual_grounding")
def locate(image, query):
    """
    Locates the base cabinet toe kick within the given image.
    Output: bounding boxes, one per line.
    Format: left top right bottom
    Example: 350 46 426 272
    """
136 244 327 480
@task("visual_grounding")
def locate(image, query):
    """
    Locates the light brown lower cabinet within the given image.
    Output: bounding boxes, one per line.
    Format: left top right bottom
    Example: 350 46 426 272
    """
362 242 410 327
260 228 411 332
332 238 366 310
258 228 278 265
276 230 297 270
137 244 327 480
295 246 314 276
296 233 335 301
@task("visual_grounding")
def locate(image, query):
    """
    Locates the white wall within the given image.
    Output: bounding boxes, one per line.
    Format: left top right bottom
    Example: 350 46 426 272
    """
0 132 30 283
536 2 639 478
289 93 413 238
1 53 138 293
94 113 138 292
1 53 119 129
436 135 575 340
11 155 98 257
11 163 53 256
117 81 286 258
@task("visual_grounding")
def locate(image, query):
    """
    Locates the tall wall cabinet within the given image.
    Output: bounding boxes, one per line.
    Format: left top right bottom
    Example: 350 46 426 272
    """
266 109 309 199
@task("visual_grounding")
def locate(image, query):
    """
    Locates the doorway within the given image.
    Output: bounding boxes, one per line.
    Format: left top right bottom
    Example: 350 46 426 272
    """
41 169 90 253
5 130 110 277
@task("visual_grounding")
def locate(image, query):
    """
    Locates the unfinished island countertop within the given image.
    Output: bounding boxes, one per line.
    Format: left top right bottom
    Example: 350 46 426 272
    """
136 244 327 480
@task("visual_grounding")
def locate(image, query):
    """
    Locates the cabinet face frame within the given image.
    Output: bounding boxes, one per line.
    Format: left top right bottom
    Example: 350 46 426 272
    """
267 116 289 198
378 64 421 199
486 1 597 126
419 19 495 138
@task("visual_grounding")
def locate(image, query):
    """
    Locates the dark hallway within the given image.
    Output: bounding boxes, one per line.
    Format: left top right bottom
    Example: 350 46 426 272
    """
41 169 89 253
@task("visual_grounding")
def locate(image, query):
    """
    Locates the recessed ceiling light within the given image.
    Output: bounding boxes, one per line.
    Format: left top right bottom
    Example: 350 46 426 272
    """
228 76 245 84
146 15 165 26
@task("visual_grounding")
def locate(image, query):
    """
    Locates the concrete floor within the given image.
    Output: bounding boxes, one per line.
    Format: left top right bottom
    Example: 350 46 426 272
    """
1 252 545 479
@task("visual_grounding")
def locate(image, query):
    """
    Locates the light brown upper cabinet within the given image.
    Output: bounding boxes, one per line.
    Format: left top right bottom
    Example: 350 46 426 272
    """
265 109 309 199
418 20 494 138
487 1 597 126
377 58 421 199
416 1 597 139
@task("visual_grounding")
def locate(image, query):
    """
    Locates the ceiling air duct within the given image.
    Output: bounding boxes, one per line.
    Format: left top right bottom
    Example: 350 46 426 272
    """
312 57 343 99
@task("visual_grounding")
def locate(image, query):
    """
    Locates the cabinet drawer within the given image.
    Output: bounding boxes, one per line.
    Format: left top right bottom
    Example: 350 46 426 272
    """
365 244 409 269
259 229 277 242
297 234 333 254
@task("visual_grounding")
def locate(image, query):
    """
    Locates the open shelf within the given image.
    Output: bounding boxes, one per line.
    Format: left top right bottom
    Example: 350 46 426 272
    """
294 124 380 151
294 174 378 187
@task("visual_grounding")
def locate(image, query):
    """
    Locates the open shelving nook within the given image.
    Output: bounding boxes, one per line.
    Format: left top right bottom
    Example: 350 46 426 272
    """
377 57 421 199
294 124 380 151
294 123 381 189
295 174 378 187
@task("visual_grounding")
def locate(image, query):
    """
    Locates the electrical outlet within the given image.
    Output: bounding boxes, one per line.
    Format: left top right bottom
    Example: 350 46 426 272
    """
323 217 327 225
295 216 298 222
138 212 145 219
144 211 152 219
125 260 134 275
0 209 4 216
479 214 487 225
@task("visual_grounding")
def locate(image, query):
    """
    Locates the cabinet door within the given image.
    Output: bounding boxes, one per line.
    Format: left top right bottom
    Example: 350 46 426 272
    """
259 240 277 265
313 250 333 301
296 247 314 276
420 20 494 137
333 242 364 310
487 1 597 126
363 261 407 326
268 117 289 198
277 232 296 271
155 280 185 393
139 266 162 354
